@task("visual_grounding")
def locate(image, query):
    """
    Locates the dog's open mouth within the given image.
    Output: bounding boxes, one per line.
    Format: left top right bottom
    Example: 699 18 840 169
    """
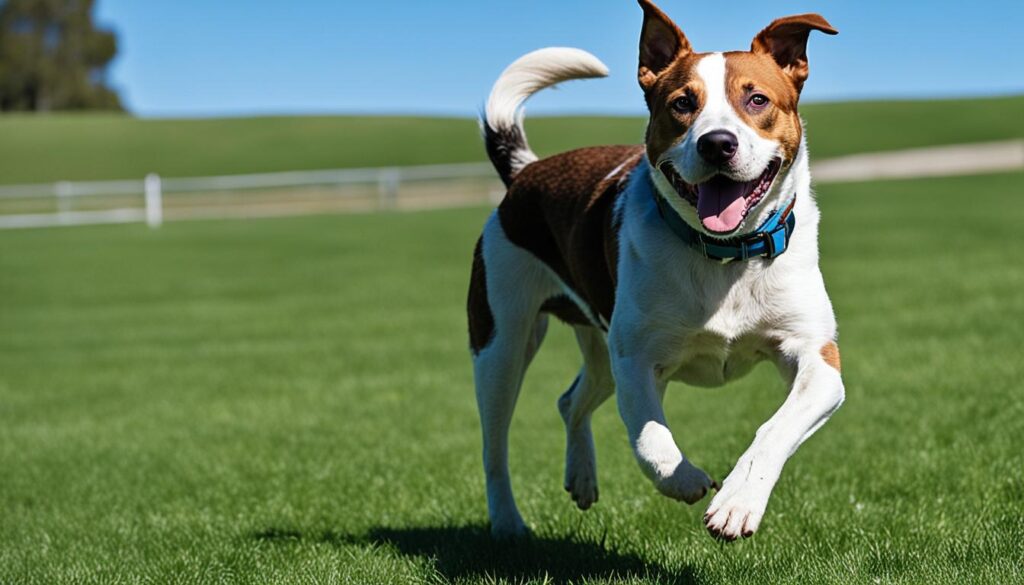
659 158 782 235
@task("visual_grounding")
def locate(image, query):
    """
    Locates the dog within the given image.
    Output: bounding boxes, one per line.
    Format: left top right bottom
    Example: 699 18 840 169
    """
468 0 842 542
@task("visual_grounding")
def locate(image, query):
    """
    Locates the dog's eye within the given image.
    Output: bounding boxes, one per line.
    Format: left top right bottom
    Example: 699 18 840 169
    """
748 94 770 109
671 95 695 114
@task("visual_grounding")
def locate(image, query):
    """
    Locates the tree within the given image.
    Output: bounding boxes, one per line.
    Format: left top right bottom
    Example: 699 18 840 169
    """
0 0 123 111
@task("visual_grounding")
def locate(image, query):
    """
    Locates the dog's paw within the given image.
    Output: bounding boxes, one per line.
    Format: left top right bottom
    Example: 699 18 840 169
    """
564 437 599 510
564 462 598 510
703 484 768 541
655 461 715 505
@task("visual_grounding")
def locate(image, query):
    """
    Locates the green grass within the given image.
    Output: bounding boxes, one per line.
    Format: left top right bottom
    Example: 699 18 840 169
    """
2 171 1023 584
0 95 1021 184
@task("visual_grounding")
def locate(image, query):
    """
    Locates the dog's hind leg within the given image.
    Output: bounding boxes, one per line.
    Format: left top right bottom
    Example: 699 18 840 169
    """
468 214 558 539
558 326 614 510
472 313 546 539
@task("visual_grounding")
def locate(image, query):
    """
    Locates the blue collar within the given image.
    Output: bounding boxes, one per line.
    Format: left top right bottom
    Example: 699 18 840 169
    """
654 191 797 262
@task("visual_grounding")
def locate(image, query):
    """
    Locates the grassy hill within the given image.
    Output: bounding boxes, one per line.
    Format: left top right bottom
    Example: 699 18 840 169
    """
0 95 1021 185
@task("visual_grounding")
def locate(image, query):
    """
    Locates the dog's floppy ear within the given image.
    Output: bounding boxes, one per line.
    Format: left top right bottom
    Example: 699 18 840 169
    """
751 14 837 93
637 0 691 91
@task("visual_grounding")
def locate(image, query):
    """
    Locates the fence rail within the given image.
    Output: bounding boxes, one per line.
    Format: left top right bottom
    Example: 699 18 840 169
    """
1 140 1021 230
0 162 501 229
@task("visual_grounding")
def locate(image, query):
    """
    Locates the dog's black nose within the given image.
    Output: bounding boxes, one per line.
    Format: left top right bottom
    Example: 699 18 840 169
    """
697 130 739 166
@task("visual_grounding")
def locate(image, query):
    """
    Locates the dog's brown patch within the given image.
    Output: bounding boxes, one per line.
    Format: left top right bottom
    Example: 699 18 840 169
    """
497 145 644 327
467 237 495 354
643 53 708 165
820 340 841 372
723 52 803 162
540 295 591 327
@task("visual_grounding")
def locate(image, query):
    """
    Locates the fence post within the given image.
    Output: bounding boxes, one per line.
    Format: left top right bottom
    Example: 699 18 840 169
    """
55 181 72 218
377 168 400 210
144 173 163 228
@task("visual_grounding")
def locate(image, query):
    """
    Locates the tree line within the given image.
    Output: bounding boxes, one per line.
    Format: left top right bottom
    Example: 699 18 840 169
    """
0 0 123 111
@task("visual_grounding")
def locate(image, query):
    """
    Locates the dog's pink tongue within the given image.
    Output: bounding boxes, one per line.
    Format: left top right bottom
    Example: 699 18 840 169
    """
696 176 749 233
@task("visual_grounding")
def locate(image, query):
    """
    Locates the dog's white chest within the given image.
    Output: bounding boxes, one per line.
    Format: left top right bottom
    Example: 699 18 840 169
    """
664 330 772 387
644 260 779 388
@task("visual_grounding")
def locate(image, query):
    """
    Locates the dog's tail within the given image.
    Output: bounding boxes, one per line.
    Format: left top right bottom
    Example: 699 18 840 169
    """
482 48 609 186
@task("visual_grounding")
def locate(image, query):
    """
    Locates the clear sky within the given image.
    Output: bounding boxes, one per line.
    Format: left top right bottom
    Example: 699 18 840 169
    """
95 0 1024 118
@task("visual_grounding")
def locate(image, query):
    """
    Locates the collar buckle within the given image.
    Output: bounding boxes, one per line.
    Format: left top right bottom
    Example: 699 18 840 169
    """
761 230 777 258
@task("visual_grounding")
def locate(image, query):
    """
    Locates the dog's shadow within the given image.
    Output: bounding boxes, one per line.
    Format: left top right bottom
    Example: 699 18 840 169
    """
252 524 702 584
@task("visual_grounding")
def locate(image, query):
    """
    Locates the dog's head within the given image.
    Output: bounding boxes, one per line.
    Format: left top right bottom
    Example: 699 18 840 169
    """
638 0 836 237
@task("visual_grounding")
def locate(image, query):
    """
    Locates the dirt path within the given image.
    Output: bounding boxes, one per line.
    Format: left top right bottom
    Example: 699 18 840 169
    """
811 139 1024 184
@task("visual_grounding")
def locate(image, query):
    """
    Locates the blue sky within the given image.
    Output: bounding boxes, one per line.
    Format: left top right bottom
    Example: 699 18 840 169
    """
95 0 1024 118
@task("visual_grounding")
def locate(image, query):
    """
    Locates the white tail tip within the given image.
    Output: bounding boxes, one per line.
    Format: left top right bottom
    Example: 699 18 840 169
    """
485 47 609 131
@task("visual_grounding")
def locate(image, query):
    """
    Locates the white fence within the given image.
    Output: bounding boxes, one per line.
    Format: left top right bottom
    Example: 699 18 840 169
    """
0 162 501 229
1 140 1021 230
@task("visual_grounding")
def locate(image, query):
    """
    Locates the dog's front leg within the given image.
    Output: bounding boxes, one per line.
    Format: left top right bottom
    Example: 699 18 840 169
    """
704 342 845 540
612 355 714 504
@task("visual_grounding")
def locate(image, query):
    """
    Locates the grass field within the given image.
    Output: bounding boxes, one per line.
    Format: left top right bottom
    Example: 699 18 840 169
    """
2 170 1024 584
0 95 1022 184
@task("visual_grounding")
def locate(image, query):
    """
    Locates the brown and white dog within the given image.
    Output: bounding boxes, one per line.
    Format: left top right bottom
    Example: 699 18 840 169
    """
468 0 842 541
